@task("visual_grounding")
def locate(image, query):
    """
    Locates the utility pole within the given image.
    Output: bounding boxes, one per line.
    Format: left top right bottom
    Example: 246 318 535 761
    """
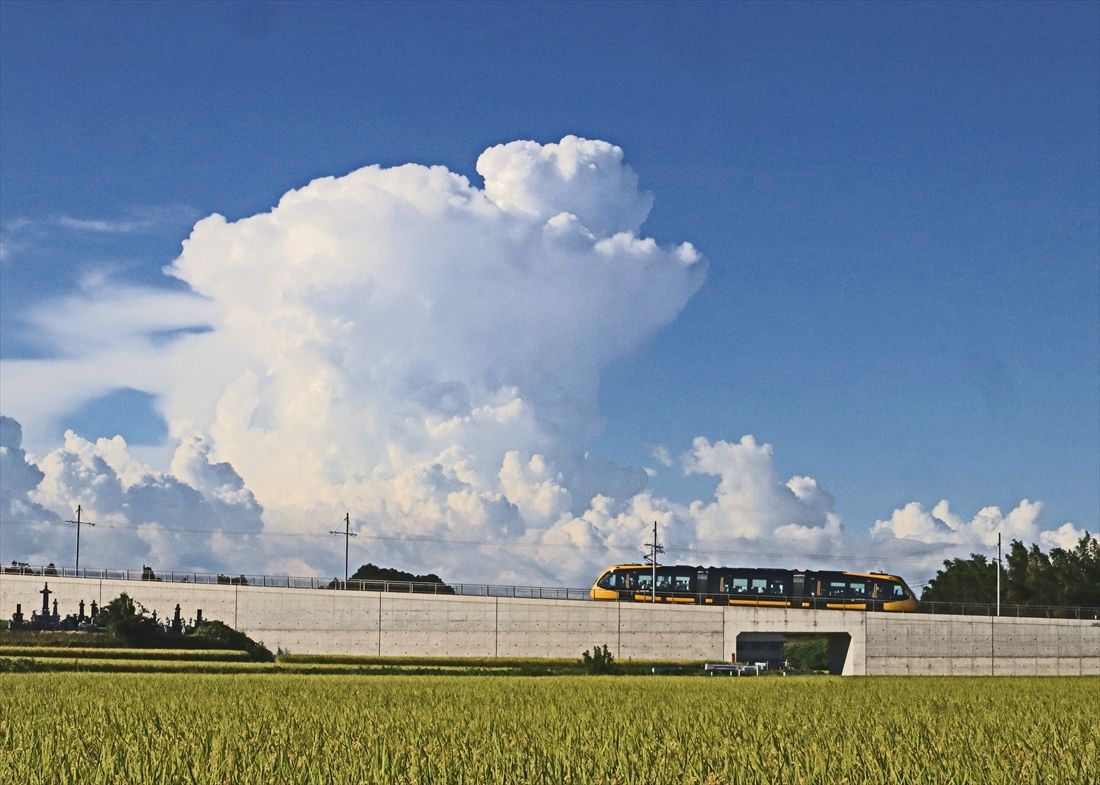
329 512 357 586
996 532 1001 617
642 520 664 604
64 505 96 572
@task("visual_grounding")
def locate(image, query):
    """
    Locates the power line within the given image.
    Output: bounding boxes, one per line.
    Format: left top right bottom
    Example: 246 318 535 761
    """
0 518 971 566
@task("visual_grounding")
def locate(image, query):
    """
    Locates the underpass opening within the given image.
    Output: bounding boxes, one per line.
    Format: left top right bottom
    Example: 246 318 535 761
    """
735 631 852 675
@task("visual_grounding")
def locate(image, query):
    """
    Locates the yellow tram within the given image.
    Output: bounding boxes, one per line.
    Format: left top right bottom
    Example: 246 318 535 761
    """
590 564 917 612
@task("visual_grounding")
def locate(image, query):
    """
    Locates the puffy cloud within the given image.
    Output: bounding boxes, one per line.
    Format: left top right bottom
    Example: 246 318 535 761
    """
871 498 1044 548
684 436 841 550
476 136 654 237
0 415 61 565
869 498 1087 579
1 426 263 572
531 435 844 586
1038 522 1089 551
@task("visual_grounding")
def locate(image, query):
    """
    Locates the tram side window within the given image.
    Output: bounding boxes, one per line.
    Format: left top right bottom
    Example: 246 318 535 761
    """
750 578 768 594
890 583 908 600
731 577 749 594
656 574 692 593
636 574 653 592
767 579 787 595
824 579 871 599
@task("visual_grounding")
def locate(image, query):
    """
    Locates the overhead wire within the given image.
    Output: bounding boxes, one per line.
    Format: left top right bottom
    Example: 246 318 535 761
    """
0 518 964 566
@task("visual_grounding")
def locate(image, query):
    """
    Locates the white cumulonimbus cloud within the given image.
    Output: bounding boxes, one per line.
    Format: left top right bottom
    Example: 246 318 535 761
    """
0 136 1087 585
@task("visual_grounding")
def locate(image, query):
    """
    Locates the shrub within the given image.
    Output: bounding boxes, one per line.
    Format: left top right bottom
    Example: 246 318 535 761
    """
0 657 51 672
190 620 273 662
581 644 617 674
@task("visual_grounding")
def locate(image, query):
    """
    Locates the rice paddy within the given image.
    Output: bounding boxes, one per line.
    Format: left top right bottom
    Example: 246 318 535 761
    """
1 672 1094 784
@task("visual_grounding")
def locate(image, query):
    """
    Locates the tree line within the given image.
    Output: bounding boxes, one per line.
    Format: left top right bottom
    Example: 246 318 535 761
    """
920 533 1099 608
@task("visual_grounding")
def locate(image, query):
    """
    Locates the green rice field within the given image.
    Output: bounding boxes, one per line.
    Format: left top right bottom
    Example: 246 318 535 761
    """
1 673 1095 784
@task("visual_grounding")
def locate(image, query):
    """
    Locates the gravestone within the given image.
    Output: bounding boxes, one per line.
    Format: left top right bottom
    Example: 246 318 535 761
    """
39 583 52 615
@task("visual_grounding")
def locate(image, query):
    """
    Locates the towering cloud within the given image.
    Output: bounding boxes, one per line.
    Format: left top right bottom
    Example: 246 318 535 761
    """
0 137 1086 584
164 136 702 516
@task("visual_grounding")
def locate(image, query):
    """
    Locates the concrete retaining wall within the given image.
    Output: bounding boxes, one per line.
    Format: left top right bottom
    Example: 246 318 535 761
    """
865 612 1100 675
2 573 1096 675
0 574 727 660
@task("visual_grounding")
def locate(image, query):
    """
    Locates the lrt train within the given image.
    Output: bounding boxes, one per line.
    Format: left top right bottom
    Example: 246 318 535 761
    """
590 564 918 612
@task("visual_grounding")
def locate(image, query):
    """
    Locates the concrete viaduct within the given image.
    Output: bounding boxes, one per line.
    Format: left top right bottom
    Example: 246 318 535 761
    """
2 573 1097 676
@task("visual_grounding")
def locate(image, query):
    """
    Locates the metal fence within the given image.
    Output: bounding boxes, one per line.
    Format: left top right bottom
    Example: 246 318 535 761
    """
2 564 1097 618
915 600 1100 620
0 564 593 601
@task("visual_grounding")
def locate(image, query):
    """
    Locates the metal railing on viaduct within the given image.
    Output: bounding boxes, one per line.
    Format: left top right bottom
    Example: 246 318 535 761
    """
3 564 1097 619
1 564 593 601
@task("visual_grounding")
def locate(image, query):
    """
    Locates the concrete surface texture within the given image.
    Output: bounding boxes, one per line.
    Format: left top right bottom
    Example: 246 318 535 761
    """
2 573 1096 675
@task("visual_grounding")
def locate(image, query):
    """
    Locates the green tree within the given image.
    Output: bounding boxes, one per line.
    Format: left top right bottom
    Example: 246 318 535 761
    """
920 554 998 604
343 563 455 594
1004 541 1059 606
98 593 160 643
922 534 1099 609
784 636 828 672
1059 534 1100 607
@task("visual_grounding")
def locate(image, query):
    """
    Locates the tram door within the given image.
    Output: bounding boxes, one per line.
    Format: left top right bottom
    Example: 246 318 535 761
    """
696 570 709 604
792 573 808 609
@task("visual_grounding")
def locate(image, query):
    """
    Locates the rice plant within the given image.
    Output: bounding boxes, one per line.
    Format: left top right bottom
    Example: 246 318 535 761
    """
0 674 1094 784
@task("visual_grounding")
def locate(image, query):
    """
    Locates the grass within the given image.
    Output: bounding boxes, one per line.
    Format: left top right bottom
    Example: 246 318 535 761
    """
0 630 121 647
0 673 1095 784
0 646 251 661
0 640 712 675
275 653 706 674
0 655 695 676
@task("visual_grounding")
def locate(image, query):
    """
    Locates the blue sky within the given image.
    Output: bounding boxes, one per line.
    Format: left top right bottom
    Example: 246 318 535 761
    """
1 1 1097 581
